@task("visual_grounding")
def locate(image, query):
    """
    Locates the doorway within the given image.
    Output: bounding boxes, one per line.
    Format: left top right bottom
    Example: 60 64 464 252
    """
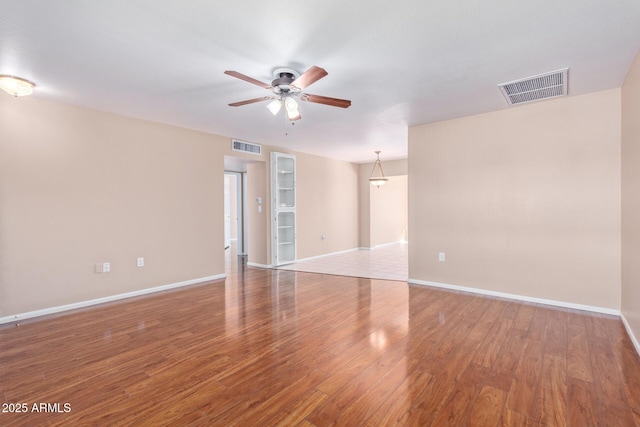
224 171 246 254
224 154 256 270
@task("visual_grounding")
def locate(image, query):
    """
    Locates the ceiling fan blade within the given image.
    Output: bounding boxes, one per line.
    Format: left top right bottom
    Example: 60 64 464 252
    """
301 94 352 108
224 70 272 89
290 66 328 90
228 96 274 107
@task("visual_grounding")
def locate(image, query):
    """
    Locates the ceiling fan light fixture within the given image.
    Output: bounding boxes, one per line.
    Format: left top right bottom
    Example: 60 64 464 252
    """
285 97 301 120
267 99 282 115
224 65 351 122
0 75 35 97
369 151 388 188
286 109 301 121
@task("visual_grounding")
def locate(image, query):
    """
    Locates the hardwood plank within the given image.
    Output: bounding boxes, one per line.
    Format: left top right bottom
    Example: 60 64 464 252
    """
272 390 329 427
533 355 567 426
468 385 507 427
331 357 409 426
512 305 536 332
467 299 508 342
502 409 530 427
590 337 632 411
567 323 594 382
1 259 639 426
403 332 483 425
527 307 550 342
365 369 433 426
506 339 545 417
229 368 329 426
486 327 528 391
545 309 568 358
567 377 599 427
305 342 408 426
430 362 491 426
472 318 513 369
607 332 640 426
597 402 637 427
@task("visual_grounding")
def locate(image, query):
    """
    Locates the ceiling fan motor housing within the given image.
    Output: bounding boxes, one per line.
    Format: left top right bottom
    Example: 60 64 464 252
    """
271 68 300 94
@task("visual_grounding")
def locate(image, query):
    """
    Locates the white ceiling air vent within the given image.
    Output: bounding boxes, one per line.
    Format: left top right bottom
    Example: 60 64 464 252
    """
232 139 261 155
498 68 568 105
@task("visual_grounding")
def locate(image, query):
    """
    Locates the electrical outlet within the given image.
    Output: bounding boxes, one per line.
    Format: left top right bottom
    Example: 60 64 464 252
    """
137 257 144 267
103 262 111 273
322 234 327 240
439 252 445 262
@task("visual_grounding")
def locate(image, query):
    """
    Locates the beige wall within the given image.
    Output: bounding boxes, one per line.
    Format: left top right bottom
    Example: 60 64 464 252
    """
359 159 408 248
246 161 269 265
234 147 360 265
408 89 622 310
622 49 640 344
229 174 238 240
0 96 361 317
295 152 359 259
0 95 226 317
370 175 408 246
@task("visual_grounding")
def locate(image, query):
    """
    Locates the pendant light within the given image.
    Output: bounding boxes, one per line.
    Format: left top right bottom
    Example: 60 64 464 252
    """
369 151 388 188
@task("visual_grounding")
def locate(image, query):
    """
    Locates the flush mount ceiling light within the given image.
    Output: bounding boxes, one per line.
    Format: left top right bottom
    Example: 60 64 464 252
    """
369 151 388 188
0 75 36 97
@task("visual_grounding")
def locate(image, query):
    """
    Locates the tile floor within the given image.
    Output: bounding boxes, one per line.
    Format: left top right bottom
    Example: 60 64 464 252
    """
276 242 408 281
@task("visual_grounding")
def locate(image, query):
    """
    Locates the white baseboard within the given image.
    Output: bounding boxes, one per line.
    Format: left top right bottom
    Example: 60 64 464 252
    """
374 240 409 248
296 247 359 263
408 278 620 316
621 312 640 357
247 262 272 268
0 274 226 325
359 240 407 251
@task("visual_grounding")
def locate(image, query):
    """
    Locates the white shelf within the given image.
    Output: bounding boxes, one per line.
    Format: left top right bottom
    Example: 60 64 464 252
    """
272 152 296 266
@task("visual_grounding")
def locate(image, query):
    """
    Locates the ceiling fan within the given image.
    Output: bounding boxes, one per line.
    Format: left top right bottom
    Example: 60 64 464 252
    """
224 66 351 121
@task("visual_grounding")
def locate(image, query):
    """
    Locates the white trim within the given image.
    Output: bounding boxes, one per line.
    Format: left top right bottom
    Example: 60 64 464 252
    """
621 312 640 357
408 278 620 316
296 247 360 263
0 274 226 325
359 240 407 251
247 262 272 268
373 240 408 248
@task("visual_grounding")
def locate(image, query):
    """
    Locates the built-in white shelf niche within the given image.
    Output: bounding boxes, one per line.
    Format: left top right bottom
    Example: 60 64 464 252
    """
271 152 296 266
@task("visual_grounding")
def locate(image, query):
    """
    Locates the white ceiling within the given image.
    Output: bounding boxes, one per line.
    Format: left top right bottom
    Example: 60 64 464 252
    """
2 1 640 163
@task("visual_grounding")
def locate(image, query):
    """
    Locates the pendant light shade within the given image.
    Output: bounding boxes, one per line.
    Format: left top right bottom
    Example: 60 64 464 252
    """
369 151 388 188
0 75 35 97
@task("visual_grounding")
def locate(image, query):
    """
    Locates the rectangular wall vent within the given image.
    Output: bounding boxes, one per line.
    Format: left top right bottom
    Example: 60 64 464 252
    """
232 139 261 155
498 68 568 105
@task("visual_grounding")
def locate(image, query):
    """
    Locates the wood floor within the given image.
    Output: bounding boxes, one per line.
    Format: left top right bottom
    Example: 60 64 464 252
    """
1 259 640 426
